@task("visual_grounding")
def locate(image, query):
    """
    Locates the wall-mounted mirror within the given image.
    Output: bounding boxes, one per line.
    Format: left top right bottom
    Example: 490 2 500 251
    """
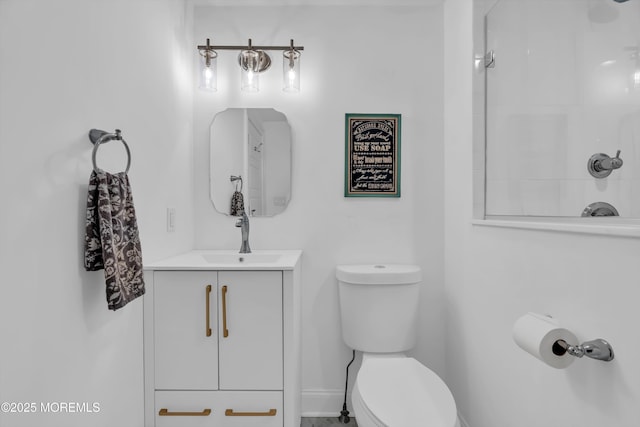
210 108 292 217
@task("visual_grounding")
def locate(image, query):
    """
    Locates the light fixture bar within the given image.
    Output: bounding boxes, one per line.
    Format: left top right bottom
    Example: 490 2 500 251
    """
197 38 304 93
197 44 304 51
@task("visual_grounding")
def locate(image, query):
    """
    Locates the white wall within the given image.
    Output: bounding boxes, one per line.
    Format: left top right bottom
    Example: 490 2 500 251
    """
0 1 194 426
445 1 640 426
192 3 445 415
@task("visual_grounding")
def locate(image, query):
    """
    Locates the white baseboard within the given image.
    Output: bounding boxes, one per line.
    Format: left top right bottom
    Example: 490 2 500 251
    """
301 389 348 417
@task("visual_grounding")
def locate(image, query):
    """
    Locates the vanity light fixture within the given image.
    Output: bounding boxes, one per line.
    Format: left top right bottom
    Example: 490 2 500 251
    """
197 38 303 93
198 38 218 92
283 39 301 92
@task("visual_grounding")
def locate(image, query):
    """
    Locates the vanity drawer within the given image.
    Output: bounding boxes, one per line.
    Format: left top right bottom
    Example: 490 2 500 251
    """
155 390 283 427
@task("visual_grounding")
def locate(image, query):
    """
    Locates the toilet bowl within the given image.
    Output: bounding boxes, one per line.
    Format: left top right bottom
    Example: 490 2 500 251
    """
336 264 459 427
352 355 459 427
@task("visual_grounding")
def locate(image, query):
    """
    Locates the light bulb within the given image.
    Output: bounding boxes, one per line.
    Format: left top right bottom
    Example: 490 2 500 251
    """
204 67 213 83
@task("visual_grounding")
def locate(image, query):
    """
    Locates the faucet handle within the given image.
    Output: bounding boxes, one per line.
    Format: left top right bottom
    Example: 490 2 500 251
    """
612 149 623 168
588 150 623 178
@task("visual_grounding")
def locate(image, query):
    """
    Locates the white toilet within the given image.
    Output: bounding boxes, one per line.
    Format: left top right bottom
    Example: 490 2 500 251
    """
336 264 460 427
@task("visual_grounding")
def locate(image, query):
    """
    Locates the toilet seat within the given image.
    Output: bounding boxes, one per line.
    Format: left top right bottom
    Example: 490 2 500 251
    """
353 357 457 427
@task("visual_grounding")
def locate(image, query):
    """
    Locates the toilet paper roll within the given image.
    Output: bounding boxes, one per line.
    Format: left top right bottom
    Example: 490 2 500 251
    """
512 312 578 369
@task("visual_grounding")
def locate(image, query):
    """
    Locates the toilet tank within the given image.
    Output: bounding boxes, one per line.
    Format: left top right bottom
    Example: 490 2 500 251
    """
336 264 421 353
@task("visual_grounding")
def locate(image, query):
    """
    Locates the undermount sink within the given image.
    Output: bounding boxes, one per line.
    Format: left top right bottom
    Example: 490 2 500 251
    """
200 253 282 264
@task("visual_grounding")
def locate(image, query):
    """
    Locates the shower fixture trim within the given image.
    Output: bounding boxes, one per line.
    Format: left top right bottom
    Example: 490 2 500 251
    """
587 150 623 178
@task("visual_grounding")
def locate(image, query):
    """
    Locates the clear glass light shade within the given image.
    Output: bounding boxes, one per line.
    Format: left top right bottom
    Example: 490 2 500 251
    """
240 50 260 92
283 50 300 92
198 51 217 92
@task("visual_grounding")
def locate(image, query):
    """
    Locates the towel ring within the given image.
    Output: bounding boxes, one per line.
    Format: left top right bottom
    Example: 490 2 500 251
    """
90 128 131 174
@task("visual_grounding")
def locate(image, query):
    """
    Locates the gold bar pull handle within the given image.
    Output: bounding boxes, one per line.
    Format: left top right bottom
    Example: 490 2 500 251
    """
221 285 229 337
159 408 212 416
205 284 212 337
225 408 277 417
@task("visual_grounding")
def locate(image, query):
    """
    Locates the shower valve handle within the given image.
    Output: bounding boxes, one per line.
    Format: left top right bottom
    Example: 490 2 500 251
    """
610 150 622 166
597 150 623 171
587 150 623 178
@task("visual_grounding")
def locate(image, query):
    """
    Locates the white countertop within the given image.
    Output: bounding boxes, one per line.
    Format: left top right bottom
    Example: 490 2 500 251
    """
144 249 302 271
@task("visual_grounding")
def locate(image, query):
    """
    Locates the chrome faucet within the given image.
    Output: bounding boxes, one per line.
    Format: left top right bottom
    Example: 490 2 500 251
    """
235 211 251 254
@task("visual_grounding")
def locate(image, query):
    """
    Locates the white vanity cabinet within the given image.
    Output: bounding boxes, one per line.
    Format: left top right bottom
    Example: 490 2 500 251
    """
143 250 301 427
153 271 218 390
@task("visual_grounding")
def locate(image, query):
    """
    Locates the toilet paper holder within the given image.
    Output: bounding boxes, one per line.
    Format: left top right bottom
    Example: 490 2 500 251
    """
552 338 614 362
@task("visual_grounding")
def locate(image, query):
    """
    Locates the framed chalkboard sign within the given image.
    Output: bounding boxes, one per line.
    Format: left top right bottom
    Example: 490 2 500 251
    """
344 113 401 197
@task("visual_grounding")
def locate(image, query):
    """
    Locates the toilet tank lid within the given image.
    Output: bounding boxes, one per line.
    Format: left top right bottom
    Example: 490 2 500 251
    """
336 264 421 285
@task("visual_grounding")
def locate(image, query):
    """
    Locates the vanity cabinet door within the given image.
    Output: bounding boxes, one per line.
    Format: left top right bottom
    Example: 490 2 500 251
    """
218 271 283 390
154 271 218 390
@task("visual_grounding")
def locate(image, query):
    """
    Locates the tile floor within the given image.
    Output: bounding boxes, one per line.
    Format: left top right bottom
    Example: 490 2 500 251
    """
301 417 359 427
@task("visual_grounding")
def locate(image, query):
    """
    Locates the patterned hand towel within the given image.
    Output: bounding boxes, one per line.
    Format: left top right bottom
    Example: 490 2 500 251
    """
84 170 145 311
230 190 245 216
